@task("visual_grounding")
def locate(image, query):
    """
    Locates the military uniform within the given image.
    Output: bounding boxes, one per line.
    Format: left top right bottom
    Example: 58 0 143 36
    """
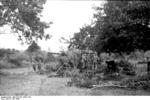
81 54 87 69
32 61 37 72
93 53 98 71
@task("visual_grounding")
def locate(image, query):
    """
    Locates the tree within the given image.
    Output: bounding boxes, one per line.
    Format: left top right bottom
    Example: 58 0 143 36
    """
70 1 150 54
93 1 150 54
69 25 96 51
26 40 41 65
26 41 40 53
0 0 52 43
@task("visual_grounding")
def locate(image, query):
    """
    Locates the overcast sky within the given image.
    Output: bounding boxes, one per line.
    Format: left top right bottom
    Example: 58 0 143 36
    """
0 1 104 52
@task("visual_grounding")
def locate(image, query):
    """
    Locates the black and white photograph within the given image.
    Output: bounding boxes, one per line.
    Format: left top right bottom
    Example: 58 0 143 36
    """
0 0 150 97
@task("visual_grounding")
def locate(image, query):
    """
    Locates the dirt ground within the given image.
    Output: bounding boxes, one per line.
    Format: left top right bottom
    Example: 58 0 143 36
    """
1 67 150 96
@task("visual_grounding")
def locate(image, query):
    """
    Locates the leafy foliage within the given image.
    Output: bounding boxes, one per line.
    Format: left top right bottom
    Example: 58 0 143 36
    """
45 62 59 73
68 69 94 88
69 25 96 50
94 1 150 53
0 0 51 43
120 74 150 89
69 1 150 54
0 60 17 68
117 60 135 75
58 49 82 69
0 49 30 68
26 41 41 53
8 52 29 66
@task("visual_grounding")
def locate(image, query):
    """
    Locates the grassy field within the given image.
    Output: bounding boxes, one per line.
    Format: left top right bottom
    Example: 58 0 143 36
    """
0 67 89 96
1 67 150 96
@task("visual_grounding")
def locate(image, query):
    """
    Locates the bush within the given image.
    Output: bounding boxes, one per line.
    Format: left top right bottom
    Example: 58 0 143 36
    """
8 52 29 67
0 51 29 69
120 74 150 89
45 62 59 73
0 60 18 69
102 73 123 81
59 49 82 69
56 49 83 77
117 60 136 75
70 74 93 88
68 69 101 88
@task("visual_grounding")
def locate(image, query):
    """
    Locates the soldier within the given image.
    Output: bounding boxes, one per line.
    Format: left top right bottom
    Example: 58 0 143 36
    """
81 53 87 70
37 58 42 72
93 52 98 71
87 53 93 70
31 60 37 72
